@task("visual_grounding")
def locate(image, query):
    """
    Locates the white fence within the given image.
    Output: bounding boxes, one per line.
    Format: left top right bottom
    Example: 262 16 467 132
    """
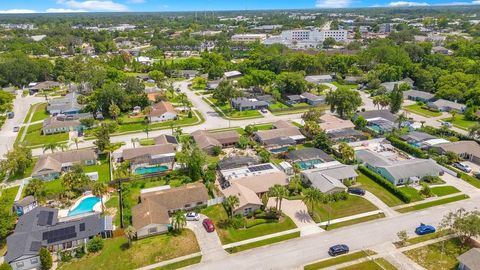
207 196 225 206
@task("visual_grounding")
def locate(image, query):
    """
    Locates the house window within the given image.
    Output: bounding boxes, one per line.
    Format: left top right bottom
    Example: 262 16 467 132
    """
30 258 39 264
184 204 191 208
16 262 24 268
196 202 203 205
148 227 158 234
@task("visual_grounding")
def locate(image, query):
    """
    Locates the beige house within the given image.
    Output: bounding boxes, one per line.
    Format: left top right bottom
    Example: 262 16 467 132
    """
132 200 170 239
319 114 355 133
192 130 240 154
32 149 97 181
148 101 178 123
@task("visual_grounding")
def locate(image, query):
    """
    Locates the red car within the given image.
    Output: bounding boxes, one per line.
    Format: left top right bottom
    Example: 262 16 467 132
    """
202 218 215 232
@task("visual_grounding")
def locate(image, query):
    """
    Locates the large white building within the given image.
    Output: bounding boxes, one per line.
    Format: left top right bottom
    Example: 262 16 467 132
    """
265 29 348 49
231 34 267 43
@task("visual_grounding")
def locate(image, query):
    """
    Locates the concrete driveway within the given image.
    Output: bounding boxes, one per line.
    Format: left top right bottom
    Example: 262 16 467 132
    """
186 214 227 262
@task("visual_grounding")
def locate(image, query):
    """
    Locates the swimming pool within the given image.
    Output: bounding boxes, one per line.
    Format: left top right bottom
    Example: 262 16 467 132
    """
296 159 323 170
270 146 289 153
134 165 169 175
68 196 101 217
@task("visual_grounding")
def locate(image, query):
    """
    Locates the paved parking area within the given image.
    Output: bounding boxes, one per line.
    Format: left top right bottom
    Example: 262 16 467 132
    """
267 198 323 235
186 214 227 262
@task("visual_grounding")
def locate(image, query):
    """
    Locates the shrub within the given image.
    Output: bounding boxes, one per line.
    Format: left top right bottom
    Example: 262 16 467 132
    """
0 263 12 270
246 219 268 228
386 135 428 159
75 246 86 259
39 248 52 270
60 251 73 262
87 237 104 253
358 166 411 203
211 146 222 156
421 175 443 184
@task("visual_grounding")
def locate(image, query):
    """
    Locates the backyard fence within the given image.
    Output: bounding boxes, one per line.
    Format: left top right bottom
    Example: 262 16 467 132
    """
207 196 225 206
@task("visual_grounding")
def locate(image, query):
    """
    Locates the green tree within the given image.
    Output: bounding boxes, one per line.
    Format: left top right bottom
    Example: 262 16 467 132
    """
302 187 323 216
0 145 33 177
223 195 240 218
275 71 307 95
87 237 104 253
108 103 120 120
302 107 324 123
288 175 303 195
440 208 480 246
313 131 333 153
212 80 242 107
176 142 207 181
269 184 289 213
71 137 83 150
326 88 362 118
258 150 271 163
39 248 52 270
91 182 108 213
389 84 403 113
94 123 112 153
24 179 46 200
43 142 58 153
0 263 12 270
171 210 187 231
338 143 355 163
353 115 367 128
124 225 136 247
396 230 409 247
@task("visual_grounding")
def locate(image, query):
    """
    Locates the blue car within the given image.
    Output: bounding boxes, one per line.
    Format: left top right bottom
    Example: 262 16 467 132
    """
415 223 436 235
328 244 350 256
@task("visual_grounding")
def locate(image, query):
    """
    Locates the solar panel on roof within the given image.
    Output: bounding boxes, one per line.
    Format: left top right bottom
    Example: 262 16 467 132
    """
30 241 41 252
248 164 273 172
37 211 49 226
47 212 54 225
79 223 85 232
43 226 77 244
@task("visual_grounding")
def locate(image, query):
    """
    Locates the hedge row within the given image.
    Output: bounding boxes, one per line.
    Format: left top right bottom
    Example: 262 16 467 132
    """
358 165 411 203
387 135 428 159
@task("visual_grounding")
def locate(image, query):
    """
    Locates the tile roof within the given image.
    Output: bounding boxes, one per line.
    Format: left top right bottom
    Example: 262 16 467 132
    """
132 200 170 231
33 149 97 175
435 141 480 157
319 114 355 132
149 101 177 117
140 183 209 211
122 144 176 160
457 248 480 270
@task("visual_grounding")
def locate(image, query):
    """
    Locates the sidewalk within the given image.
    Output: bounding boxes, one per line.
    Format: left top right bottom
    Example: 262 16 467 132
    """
392 193 468 210
135 252 202 270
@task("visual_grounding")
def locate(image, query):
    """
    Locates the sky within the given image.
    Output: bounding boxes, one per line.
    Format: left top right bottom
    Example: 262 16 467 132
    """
0 0 479 13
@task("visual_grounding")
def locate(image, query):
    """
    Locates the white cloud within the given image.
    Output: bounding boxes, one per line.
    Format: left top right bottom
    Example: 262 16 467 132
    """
315 0 351 8
0 9 37 14
388 1 430 6
56 0 128 12
128 0 146 3
46 8 87 13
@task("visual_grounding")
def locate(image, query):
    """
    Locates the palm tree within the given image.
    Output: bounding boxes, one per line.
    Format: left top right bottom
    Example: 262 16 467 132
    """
223 195 240 218
171 210 187 231
144 125 150 139
288 176 303 195
124 225 136 247
469 124 480 139
43 142 58 153
277 186 289 213
420 120 426 128
71 137 83 150
302 187 322 216
92 182 108 213
338 143 355 163
269 185 281 211
131 138 139 148
395 112 409 129
58 143 69 152
450 110 457 122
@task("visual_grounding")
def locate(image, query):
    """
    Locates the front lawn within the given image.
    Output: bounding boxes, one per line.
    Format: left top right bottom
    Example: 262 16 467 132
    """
443 114 478 130
58 230 200 270
7 157 37 181
338 258 397 270
404 104 442 118
205 97 263 119
398 186 423 202
268 102 289 110
31 103 49 122
82 154 111 183
21 122 68 147
0 186 19 212
201 205 297 244
356 172 404 207
308 195 378 223
404 238 471 270
396 195 468 213
304 250 376 270
225 232 300 253
322 213 385 231
113 112 202 134
430 186 461 197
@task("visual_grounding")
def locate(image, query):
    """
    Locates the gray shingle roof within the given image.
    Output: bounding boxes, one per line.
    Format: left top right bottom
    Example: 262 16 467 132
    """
357 110 398 123
302 171 347 193
457 248 480 270
287 148 334 162
403 90 434 100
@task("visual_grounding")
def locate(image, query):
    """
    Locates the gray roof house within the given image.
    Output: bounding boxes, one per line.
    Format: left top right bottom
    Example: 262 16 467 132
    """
305 75 333 84
287 148 335 163
122 144 176 173
253 121 306 149
301 163 358 194
286 92 325 106
400 131 436 144
403 90 435 102
355 149 443 185
42 113 93 135
356 110 399 134
5 207 112 270
217 156 260 170
32 149 97 181
457 248 480 270
47 92 84 115
380 77 414 92
432 141 480 165
231 97 269 111
427 99 466 113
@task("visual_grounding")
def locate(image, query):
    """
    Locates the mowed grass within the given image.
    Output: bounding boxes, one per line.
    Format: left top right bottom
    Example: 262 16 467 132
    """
321 213 385 231
402 230 451 247
58 229 200 270
398 187 423 202
355 172 404 207
443 114 479 130
153 255 202 270
21 122 68 147
0 186 19 211
308 195 378 223
304 250 376 270
201 205 297 244
396 195 468 213
31 103 49 122
430 186 461 197
403 104 442 118
205 97 263 119
404 238 470 270
225 232 300 253
338 258 398 270
82 154 111 183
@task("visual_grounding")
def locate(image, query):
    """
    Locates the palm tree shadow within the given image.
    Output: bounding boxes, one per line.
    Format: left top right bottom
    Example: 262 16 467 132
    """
295 210 313 223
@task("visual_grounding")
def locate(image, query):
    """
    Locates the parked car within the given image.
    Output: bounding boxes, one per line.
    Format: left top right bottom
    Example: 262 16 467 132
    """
13 126 19 132
328 244 349 256
453 162 472 173
202 218 215 232
415 223 436 235
260 108 268 113
441 121 452 128
347 188 365 196
474 172 480 179
185 212 200 221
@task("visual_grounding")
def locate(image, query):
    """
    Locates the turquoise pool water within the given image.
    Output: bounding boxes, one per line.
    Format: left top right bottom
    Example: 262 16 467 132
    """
68 196 101 217
134 165 169 175
296 159 323 170
270 146 289 153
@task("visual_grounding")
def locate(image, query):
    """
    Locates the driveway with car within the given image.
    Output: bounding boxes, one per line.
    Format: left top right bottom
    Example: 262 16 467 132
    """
186 213 227 262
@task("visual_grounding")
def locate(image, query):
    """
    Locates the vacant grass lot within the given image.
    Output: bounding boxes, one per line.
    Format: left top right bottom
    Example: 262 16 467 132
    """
225 232 300 253
308 195 378 223
304 250 376 270
430 186 461 197
404 238 470 270
356 172 404 207
31 103 49 122
396 195 468 213
268 102 289 110
58 230 200 270
201 205 297 244
404 104 442 117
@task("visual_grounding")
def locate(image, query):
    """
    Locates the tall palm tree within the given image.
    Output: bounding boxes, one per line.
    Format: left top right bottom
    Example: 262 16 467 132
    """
450 110 457 122
43 142 58 153
124 225 136 247
131 138 139 148
469 124 480 139
269 185 281 211
277 185 289 213
223 195 240 218
395 112 409 129
302 187 322 216
420 120 426 128
288 176 303 196
144 125 150 139
338 143 355 163
171 210 187 231
71 137 83 150
58 143 69 152
92 182 108 213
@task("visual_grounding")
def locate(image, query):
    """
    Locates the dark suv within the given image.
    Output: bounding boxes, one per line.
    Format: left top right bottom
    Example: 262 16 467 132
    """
348 188 366 196
328 244 350 256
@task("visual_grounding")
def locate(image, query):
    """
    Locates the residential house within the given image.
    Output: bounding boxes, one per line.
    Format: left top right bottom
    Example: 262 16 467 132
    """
253 120 306 151
231 97 269 111
32 149 97 181
427 99 466 113
29 81 61 95
356 110 399 134
319 114 355 133
432 141 480 165
42 113 93 135
148 101 178 123
301 162 357 194
12 196 38 216
304 75 333 84
344 76 363 84
153 134 178 147
399 131 449 149
432 46 453 55
2 86 16 94
220 163 288 216
192 130 240 154
327 128 367 143
47 92 83 115
217 156 260 170
223 71 242 80
457 248 480 270
355 149 443 185
286 92 325 106
380 77 414 92
175 70 199 79
206 80 222 90
403 90 435 102
121 144 176 173
133 183 209 238
287 148 335 170
5 207 112 270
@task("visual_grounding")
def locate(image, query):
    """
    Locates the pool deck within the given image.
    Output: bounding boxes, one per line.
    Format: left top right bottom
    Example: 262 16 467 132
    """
58 194 105 219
